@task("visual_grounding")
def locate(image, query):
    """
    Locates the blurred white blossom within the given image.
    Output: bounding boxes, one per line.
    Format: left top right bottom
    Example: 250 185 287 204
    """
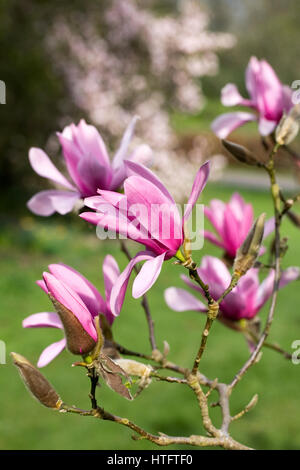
47 0 235 201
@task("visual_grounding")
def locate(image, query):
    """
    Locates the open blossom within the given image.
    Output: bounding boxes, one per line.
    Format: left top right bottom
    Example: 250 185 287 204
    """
80 160 210 314
165 256 299 323
22 256 120 367
204 193 274 259
211 57 293 138
27 117 152 216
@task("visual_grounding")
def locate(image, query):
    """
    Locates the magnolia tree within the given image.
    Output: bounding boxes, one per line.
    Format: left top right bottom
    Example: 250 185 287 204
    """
12 57 300 450
46 0 235 201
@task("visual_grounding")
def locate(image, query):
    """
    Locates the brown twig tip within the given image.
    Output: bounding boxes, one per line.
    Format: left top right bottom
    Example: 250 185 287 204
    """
11 352 62 409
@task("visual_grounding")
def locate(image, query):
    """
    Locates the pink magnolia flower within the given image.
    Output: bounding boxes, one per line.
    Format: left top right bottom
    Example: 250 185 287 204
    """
80 160 210 314
22 256 120 367
204 193 274 259
211 56 293 138
165 256 299 322
27 117 152 216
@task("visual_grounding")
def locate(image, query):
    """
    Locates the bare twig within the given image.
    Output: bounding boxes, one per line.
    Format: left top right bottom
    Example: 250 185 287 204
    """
229 144 282 391
59 402 251 450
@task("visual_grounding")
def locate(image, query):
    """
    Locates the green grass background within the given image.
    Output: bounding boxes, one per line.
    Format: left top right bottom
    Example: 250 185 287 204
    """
1 182 300 450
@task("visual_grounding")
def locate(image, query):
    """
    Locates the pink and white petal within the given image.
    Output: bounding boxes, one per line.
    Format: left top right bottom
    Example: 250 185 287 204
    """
282 85 293 113
102 255 120 301
132 252 165 298
198 256 231 299
211 112 257 139
124 175 182 250
254 270 275 311
36 279 48 293
22 312 63 329
279 267 300 289
27 190 80 216
129 144 153 167
245 56 260 104
112 116 139 169
203 230 224 249
180 274 203 293
221 83 252 107
124 160 174 204
222 205 242 256
49 264 106 318
258 60 283 120
204 199 226 235
184 161 210 222
50 191 81 215
110 251 155 316
43 272 97 341
258 117 277 136
37 338 67 368
110 144 153 190
29 148 76 190
77 154 112 195
263 217 275 239
164 287 206 312
76 119 110 168
256 267 300 312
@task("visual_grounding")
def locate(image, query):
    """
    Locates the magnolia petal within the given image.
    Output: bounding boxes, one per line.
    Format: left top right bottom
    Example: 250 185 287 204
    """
124 160 174 203
203 230 224 249
184 161 210 222
76 119 110 168
263 217 275 239
22 312 63 329
112 116 139 169
29 148 75 190
258 117 277 136
43 272 97 341
132 252 165 298
49 264 106 318
102 255 120 301
37 338 67 368
27 190 80 216
164 287 206 312
110 251 155 316
221 83 252 107
211 112 257 139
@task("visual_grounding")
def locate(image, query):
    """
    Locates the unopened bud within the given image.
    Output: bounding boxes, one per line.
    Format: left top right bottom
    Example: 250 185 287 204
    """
115 359 153 378
11 352 61 409
275 105 300 146
49 294 96 356
222 140 261 166
233 213 266 276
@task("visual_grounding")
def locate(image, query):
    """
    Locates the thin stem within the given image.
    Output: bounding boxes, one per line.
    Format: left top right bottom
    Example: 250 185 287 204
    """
88 368 99 409
189 267 214 304
229 143 282 391
59 403 251 450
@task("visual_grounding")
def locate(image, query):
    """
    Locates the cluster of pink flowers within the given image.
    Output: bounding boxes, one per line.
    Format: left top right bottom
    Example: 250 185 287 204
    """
24 55 300 367
212 56 293 138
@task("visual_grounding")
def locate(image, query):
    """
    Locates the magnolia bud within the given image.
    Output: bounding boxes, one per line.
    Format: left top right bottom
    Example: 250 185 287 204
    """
11 352 61 409
222 140 261 166
49 294 96 356
233 213 266 276
275 105 300 146
114 359 153 378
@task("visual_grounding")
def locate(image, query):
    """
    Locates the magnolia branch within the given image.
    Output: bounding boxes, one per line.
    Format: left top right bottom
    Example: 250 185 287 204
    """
59 402 251 450
229 144 283 391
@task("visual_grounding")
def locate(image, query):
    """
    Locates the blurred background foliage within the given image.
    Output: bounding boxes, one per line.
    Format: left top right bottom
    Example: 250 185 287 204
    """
1 0 300 451
1 0 300 216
